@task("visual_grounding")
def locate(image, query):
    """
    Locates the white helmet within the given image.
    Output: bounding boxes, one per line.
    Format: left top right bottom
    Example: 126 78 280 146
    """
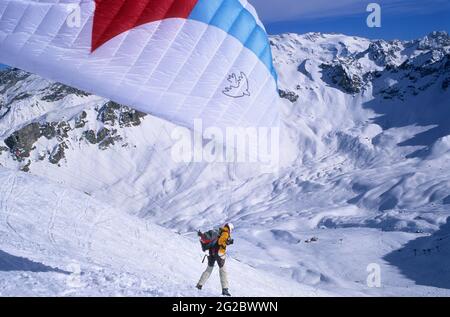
226 223 234 232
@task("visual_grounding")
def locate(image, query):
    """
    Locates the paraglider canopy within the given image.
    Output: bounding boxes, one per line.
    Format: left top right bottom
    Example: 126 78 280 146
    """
0 0 279 132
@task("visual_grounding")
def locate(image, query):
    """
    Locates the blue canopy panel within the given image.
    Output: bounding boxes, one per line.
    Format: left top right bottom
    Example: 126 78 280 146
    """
189 0 278 83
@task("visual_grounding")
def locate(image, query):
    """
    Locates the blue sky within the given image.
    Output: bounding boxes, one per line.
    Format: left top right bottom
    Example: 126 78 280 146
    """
249 0 450 40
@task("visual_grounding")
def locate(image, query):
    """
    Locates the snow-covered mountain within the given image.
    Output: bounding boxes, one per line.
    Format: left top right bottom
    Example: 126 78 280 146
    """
0 31 449 296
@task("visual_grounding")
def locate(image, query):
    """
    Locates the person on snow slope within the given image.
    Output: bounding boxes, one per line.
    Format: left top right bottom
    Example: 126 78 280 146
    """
196 223 234 296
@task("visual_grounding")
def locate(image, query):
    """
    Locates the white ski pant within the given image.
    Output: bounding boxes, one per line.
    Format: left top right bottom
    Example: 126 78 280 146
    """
198 259 229 289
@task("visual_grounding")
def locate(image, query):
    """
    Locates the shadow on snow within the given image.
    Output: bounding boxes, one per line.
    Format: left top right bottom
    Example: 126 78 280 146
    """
0 249 69 274
384 217 450 290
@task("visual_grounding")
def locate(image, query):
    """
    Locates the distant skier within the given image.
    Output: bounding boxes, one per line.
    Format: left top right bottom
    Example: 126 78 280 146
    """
196 223 234 296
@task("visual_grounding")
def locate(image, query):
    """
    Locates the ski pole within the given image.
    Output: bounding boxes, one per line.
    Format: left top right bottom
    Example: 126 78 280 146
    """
202 255 207 263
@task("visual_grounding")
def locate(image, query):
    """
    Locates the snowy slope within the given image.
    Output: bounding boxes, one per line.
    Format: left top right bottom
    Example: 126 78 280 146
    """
0 31 450 296
0 167 324 296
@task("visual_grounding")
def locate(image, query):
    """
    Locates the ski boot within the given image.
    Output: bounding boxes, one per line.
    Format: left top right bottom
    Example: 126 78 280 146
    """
222 288 231 296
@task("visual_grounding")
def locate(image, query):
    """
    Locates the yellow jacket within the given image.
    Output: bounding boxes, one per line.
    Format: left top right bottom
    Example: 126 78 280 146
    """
217 226 231 256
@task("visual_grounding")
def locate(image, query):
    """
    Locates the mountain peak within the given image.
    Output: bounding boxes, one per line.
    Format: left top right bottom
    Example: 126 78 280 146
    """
418 31 450 50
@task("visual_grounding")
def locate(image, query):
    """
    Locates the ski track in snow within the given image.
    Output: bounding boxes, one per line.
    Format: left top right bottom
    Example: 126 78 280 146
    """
3 174 23 240
47 191 62 246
